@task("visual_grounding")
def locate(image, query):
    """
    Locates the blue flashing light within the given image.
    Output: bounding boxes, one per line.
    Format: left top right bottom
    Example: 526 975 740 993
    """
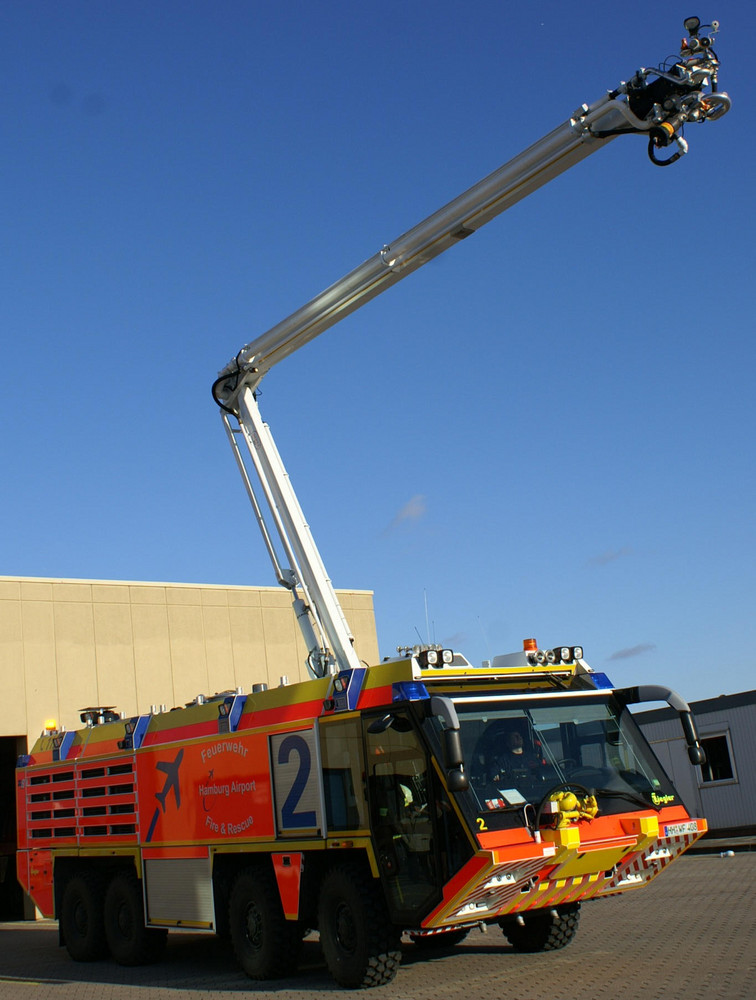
589 672 614 690
16 754 32 768
132 714 152 749
227 694 247 733
392 681 430 702
58 731 76 760
333 668 367 712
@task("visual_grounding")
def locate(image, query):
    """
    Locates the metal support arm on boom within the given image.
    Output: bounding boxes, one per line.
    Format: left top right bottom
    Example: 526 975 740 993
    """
213 20 729 679
221 388 362 678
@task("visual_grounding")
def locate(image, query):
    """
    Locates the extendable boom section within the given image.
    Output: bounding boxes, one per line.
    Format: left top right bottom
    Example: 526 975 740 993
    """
213 20 729 677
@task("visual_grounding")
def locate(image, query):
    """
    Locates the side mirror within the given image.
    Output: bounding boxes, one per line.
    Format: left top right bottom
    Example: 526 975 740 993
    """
618 685 707 768
430 696 469 791
447 765 469 793
443 727 464 770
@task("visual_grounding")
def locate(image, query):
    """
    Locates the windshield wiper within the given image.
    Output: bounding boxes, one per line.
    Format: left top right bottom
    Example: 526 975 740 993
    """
591 787 659 811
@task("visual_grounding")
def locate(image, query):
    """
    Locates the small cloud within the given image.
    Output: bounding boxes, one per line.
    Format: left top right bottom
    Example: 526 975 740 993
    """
384 494 426 534
48 84 108 115
587 546 633 568
441 632 467 650
608 642 656 661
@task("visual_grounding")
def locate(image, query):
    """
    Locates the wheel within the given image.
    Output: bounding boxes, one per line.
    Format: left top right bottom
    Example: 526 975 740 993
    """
410 927 469 948
59 872 107 961
229 867 297 980
500 903 580 952
317 863 401 988
104 872 167 966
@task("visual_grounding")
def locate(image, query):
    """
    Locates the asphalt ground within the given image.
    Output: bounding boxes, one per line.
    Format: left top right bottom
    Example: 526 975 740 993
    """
0 853 753 1000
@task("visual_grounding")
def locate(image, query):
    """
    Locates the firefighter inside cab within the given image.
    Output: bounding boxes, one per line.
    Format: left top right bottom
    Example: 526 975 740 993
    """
472 719 544 807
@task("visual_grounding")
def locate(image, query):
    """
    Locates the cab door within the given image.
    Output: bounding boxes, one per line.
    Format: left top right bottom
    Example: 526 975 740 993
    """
363 711 441 923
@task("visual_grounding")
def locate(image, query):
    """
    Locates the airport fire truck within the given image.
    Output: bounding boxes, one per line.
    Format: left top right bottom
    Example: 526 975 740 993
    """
17 18 730 989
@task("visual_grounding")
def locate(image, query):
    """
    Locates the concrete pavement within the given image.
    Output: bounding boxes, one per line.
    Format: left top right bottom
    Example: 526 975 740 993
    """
0 853 753 999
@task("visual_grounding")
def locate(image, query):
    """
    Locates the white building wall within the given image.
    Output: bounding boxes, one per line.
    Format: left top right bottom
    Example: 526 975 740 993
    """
637 693 756 832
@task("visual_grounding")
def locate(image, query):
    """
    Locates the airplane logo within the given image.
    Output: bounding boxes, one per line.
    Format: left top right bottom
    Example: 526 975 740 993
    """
155 748 184 812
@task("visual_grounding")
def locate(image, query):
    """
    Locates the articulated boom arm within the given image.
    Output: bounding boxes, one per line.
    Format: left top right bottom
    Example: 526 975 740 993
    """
213 20 729 679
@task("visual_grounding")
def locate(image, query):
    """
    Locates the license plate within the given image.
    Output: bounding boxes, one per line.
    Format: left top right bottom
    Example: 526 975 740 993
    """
663 821 699 837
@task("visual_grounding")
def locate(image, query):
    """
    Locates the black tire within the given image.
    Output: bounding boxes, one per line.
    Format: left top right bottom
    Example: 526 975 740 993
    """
59 872 107 962
410 927 469 949
317 863 401 988
104 872 167 966
229 867 297 980
500 902 580 952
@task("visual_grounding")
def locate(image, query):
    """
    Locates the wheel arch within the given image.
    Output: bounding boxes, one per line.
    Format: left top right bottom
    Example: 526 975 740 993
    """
211 846 375 933
53 852 140 923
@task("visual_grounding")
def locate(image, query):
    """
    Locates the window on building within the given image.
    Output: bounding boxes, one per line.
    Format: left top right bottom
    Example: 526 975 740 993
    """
700 734 735 783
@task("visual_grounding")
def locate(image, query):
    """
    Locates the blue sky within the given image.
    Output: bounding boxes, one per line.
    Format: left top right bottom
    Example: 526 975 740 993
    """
2 1 753 702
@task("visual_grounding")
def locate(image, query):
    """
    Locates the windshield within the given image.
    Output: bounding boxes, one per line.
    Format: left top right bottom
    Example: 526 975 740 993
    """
455 694 678 821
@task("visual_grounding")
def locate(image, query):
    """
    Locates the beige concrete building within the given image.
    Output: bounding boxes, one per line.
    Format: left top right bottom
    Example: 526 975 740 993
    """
0 575 379 919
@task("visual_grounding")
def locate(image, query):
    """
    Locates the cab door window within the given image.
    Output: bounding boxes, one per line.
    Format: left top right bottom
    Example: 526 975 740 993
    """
364 713 438 922
319 717 368 831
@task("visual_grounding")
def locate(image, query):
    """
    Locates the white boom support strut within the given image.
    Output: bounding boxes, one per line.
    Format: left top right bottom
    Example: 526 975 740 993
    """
223 389 362 675
214 23 729 678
